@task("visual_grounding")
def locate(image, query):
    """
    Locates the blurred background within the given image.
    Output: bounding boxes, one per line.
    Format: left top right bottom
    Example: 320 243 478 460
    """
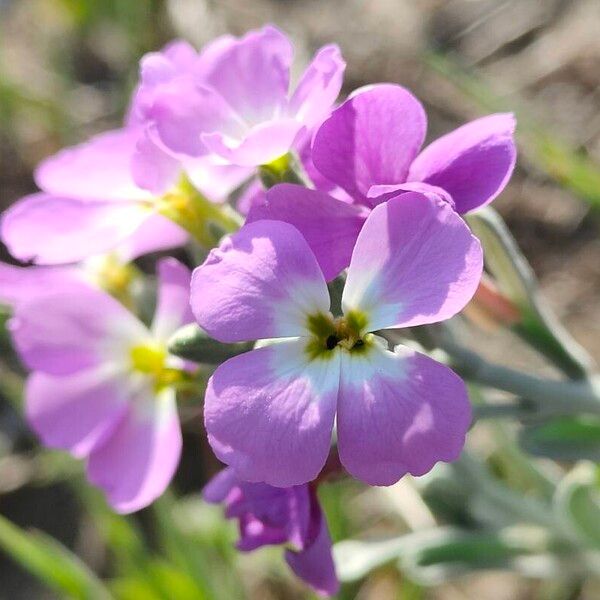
1 0 599 598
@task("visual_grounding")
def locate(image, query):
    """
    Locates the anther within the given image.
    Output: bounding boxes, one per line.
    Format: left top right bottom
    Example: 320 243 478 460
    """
326 335 339 350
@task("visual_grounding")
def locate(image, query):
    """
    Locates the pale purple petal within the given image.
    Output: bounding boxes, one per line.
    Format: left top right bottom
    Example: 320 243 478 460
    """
131 128 181 194
191 220 330 342
232 485 302 550
337 344 471 486
248 184 368 281
204 339 339 487
312 84 427 206
145 82 243 157
1 193 151 265
151 258 193 340
367 181 454 209
25 366 129 459
342 193 483 331
182 156 252 202
10 284 147 376
408 113 517 214
237 180 267 216
35 128 150 201
203 467 239 503
128 40 199 126
0 263 83 307
87 388 182 513
115 213 188 262
285 511 339 597
196 25 293 126
201 119 305 167
289 44 345 129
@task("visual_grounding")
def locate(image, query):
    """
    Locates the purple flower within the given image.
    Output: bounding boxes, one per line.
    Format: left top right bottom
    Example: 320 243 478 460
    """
0 123 248 265
128 39 253 195
0 38 255 265
8 259 194 513
0 262 84 308
0 126 193 265
204 468 339 597
248 83 516 280
136 25 346 168
191 192 482 488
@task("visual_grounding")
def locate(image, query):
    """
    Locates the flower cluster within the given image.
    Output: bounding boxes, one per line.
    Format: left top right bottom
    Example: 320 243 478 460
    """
0 25 516 596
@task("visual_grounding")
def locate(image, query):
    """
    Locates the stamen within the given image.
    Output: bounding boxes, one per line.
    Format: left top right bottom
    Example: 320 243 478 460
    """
326 335 339 350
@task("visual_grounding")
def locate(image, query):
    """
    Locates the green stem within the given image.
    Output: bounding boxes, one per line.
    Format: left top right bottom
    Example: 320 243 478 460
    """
440 337 600 416
0 364 24 409
467 208 593 379
158 176 242 248
258 152 312 188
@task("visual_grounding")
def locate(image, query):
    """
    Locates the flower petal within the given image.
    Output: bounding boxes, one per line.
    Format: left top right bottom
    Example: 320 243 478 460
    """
337 344 471 486
191 220 330 342
115 213 188 262
289 44 345 129
87 387 182 513
1 193 152 265
201 119 305 167
131 127 182 194
203 467 239 503
367 181 454 209
408 113 517 214
35 128 150 201
10 283 148 375
204 339 339 487
128 40 199 127
285 507 339 597
197 25 292 126
0 263 82 308
151 258 193 340
25 365 129 459
144 81 242 157
247 184 368 281
312 84 427 206
236 180 267 216
182 157 251 202
342 192 483 331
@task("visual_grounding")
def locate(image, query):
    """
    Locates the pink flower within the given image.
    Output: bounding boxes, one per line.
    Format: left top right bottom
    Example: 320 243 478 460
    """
0 41 250 266
8 259 194 512
0 262 85 307
0 126 193 265
191 193 482 487
136 25 346 168
248 84 516 280
204 468 338 596
128 39 252 195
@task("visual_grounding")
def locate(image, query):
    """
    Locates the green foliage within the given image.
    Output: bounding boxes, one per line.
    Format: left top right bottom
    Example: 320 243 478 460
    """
467 207 593 377
168 323 253 364
555 465 600 549
520 418 600 462
0 513 111 599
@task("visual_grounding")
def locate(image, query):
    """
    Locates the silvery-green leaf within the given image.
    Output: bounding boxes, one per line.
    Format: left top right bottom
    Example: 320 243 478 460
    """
520 417 600 462
554 463 600 549
168 323 252 364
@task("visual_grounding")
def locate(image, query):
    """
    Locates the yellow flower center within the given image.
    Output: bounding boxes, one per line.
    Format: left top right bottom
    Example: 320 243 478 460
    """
305 310 372 359
87 254 140 308
156 175 242 248
129 343 189 392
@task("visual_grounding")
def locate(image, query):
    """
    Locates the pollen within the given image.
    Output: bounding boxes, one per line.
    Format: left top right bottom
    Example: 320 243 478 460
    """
305 309 370 359
129 343 192 392
130 343 167 376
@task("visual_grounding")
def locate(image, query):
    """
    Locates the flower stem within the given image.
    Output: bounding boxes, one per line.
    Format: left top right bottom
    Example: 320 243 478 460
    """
259 152 312 189
440 336 600 416
158 176 242 248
